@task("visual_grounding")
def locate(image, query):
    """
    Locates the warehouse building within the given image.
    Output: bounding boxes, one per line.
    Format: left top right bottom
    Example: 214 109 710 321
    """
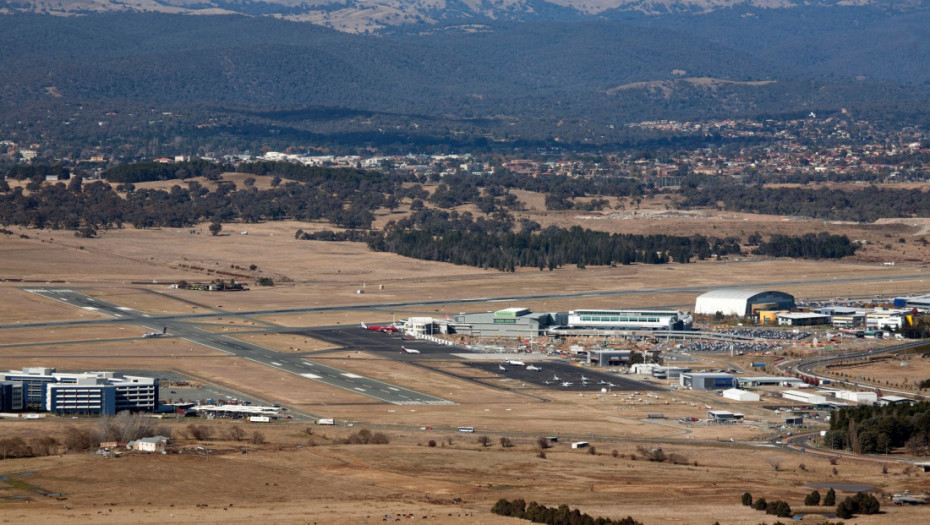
587 349 635 367
722 388 760 402
1 368 158 415
832 390 878 404
707 410 744 423
738 376 804 388
695 289 795 317
652 366 691 379
680 372 737 390
781 390 827 405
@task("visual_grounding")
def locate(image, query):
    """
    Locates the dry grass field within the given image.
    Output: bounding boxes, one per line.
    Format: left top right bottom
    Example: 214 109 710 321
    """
2 201 930 524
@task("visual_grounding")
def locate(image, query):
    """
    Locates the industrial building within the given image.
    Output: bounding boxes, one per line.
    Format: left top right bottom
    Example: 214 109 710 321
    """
865 310 908 331
1 368 159 415
738 376 804 388
695 289 795 317
896 294 930 312
832 390 878 404
451 308 555 339
566 309 688 331
776 312 832 326
587 349 635 367
707 410 744 423
781 390 827 405
722 388 760 402
651 366 691 380
680 372 737 390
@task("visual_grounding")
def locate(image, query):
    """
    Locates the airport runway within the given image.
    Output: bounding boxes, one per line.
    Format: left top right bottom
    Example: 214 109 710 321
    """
7 272 927 332
20 288 453 406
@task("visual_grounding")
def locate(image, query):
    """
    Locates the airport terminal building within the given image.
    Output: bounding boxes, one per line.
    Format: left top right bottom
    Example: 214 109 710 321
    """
0 368 159 415
452 308 555 339
566 309 688 331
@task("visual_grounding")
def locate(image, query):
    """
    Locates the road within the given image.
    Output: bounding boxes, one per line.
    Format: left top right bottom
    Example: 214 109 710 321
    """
778 339 930 398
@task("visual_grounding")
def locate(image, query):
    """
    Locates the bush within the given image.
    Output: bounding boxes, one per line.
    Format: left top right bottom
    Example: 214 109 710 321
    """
741 492 753 506
837 492 880 517
187 424 213 441
753 498 768 511
823 488 836 506
537 436 551 449
500 437 513 448
766 500 791 518
478 435 491 447
63 426 97 452
804 490 821 506
428 440 437 447
344 429 389 445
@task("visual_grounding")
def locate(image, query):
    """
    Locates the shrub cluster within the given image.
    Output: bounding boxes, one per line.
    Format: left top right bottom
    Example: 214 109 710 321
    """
491 498 642 525
343 429 389 445
836 492 880 518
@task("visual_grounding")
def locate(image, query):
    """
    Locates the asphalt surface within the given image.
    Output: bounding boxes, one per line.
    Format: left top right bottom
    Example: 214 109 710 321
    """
20 288 453 406
464 361 663 392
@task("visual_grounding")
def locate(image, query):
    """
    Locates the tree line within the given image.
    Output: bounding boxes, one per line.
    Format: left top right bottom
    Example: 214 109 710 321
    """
824 400 930 455
753 232 858 259
679 181 930 223
491 498 642 525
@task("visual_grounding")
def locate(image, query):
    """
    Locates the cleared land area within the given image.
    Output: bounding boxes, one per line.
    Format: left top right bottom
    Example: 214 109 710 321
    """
2 204 930 523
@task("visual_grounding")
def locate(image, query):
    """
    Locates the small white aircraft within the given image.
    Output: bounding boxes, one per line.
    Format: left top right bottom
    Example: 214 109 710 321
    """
580 374 589 382
506 360 525 366
561 381 573 387
498 364 506 371
143 327 167 338
552 374 561 381
525 364 541 371
401 346 420 354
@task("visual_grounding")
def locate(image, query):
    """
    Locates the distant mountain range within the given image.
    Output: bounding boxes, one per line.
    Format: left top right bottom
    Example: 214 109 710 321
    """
2 0 927 33
1 5 929 153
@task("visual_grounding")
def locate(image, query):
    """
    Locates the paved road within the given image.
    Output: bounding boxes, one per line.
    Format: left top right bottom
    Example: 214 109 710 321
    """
20 288 453 406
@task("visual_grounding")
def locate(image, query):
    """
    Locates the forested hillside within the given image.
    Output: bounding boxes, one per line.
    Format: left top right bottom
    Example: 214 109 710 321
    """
2 12 930 154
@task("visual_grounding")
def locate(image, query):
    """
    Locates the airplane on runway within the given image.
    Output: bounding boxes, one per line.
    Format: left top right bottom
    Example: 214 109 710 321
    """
361 322 399 333
401 346 420 354
143 327 167 338
525 364 541 371
506 360 525 366
580 374 589 382
498 364 506 371
552 374 560 381
561 381 573 387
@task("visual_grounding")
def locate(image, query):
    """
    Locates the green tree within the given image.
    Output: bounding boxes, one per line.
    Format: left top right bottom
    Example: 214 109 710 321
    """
209 221 222 236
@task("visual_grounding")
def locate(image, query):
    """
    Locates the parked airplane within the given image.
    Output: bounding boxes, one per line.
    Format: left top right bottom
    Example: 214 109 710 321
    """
525 364 541 371
401 346 420 354
361 322 398 333
561 381 573 387
580 375 589 382
498 364 506 371
143 327 167 338
552 374 561 381
506 360 525 366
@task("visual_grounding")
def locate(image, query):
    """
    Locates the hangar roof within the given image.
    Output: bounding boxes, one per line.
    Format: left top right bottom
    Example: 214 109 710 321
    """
697 289 770 300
